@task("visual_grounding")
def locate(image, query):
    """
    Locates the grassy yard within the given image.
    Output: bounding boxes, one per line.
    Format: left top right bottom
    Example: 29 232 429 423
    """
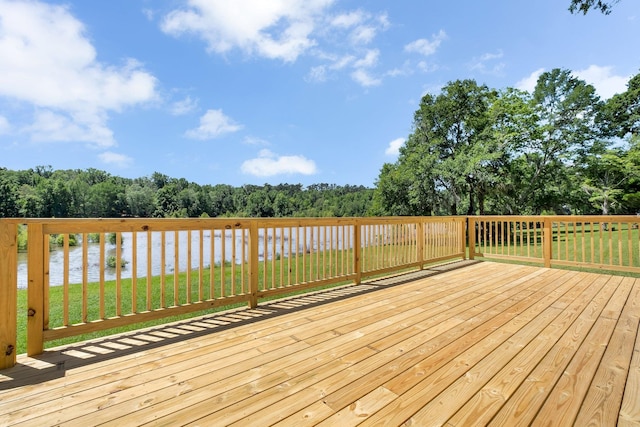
476 221 640 274
15 248 362 355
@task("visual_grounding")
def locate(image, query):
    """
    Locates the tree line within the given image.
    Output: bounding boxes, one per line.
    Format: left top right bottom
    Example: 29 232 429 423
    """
0 167 373 218
372 68 640 217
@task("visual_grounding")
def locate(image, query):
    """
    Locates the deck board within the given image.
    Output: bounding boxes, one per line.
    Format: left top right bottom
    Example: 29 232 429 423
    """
1 261 639 426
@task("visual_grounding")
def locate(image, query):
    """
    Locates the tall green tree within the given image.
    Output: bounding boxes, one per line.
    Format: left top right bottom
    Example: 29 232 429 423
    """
375 79 498 216
517 69 602 213
484 88 537 214
0 169 20 217
126 182 157 217
600 71 640 138
580 148 629 214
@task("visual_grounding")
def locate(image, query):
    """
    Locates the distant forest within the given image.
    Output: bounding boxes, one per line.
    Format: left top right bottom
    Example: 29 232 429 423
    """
0 166 374 218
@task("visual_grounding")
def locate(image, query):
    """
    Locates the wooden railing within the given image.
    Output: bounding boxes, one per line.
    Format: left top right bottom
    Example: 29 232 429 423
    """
3 214 637 369
0 216 465 369
469 215 640 273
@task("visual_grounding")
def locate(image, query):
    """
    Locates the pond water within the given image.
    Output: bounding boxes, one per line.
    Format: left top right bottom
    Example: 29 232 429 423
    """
16 227 351 288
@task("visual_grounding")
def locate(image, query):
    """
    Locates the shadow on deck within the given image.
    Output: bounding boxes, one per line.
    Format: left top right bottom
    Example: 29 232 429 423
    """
1 260 477 391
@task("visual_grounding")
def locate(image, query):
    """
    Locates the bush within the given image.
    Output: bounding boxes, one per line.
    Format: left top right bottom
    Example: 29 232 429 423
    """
17 225 27 252
51 233 78 247
107 232 124 245
106 255 128 269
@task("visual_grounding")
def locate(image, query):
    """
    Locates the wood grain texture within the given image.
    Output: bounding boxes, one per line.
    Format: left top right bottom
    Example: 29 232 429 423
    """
1 262 638 426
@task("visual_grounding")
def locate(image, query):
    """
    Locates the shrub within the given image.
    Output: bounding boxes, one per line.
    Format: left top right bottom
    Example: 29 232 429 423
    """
106 255 128 269
51 233 78 247
17 225 28 252
107 232 124 245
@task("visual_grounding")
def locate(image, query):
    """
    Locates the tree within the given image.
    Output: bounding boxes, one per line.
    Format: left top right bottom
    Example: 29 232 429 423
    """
389 79 498 215
569 0 620 14
580 148 628 214
0 169 20 217
206 184 236 216
483 88 538 214
154 183 181 217
126 183 157 217
516 69 602 213
87 179 126 217
600 71 640 138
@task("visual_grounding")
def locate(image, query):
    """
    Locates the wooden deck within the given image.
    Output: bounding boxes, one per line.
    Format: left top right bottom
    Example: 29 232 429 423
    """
1 261 639 426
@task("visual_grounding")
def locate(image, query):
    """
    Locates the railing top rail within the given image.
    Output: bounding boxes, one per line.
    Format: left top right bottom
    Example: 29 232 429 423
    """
468 215 640 221
0 216 466 231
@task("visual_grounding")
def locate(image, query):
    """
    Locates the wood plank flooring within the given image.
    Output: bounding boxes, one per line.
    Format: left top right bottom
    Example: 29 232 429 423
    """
1 261 639 426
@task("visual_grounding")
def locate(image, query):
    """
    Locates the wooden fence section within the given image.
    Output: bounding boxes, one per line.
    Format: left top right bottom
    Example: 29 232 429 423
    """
0 216 464 368
359 217 466 277
470 215 640 272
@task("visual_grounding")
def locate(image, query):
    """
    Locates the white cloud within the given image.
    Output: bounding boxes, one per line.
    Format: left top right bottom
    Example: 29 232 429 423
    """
170 96 198 115
243 136 270 146
351 69 381 87
28 110 114 146
350 25 376 45
330 55 356 70
161 2 390 87
0 0 157 147
516 66 628 99
329 10 386 46
404 30 447 56
469 50 505 75
353 49 379 68
574 65 629 99
417 61 439 73
386 67 409 78
478 51 504 62
241 149 317 177
350 49 381 87
376 13 390 30
142 8 155 21
330 10 364 28
306 65 327 82
185 109 242 139
516 68 545 93
385 138 404 156
161 0 334 63
98 151 134 168
0 115 10 134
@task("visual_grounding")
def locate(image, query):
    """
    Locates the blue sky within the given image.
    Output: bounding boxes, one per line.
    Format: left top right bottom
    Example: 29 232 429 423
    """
1 0 639 187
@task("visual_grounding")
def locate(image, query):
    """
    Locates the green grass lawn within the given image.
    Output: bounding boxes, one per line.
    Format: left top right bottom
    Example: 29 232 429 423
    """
475 221 640 274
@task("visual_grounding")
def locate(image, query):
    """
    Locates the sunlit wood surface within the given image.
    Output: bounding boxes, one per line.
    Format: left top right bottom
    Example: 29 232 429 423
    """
1 261 639 426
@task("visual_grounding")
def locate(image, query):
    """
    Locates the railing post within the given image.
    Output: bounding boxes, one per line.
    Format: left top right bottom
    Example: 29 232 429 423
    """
468 217 476 260
417 220 424 269
459 218 466 259
27 223 45 356
0 221 18 369
248 221 259 309
543 217 552 268
353 219 361 284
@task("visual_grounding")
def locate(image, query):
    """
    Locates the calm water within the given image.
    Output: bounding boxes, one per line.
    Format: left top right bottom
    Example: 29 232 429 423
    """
16 227 350 288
